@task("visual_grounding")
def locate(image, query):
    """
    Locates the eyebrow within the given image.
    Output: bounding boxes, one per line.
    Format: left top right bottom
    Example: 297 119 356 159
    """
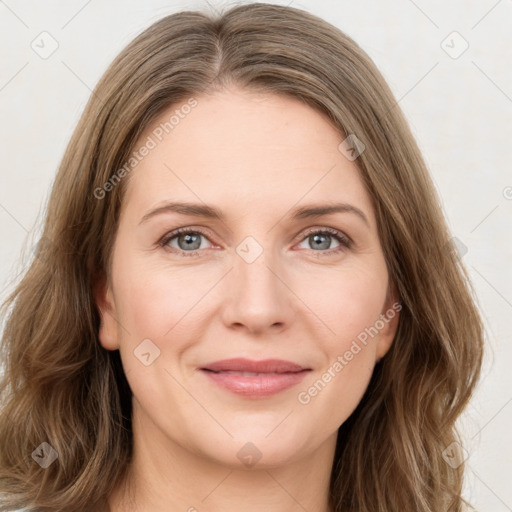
139 201 370 228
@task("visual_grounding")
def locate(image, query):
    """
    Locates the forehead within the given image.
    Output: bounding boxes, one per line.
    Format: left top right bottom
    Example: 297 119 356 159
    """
121 88 374 226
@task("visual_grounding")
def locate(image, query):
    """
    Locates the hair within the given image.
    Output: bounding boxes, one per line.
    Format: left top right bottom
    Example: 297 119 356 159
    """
0 3 484 511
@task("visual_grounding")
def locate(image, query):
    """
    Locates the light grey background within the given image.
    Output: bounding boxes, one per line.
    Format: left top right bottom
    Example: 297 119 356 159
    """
0 1 511 511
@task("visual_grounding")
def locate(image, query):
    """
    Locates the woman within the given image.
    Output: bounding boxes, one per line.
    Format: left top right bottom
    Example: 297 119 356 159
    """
0 3 484 511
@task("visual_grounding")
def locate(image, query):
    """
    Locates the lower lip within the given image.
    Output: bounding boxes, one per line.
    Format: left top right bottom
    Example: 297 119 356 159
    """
200 369 310 398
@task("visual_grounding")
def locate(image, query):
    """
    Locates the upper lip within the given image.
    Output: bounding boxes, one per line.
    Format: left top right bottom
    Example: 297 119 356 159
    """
200 358 309 373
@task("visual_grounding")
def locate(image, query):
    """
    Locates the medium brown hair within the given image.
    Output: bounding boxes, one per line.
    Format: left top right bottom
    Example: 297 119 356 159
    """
0 3 484 511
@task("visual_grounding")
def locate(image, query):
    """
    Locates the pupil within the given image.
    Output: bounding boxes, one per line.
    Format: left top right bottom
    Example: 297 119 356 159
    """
312 234 330 250
180 233 200 250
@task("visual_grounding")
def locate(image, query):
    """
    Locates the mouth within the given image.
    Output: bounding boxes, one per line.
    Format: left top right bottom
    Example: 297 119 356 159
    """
199 359 311 398
203 370 299 376
200 357 309 374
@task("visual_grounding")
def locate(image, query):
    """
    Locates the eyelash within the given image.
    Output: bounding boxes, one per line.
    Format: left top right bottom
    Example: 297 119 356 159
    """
158 226 352 258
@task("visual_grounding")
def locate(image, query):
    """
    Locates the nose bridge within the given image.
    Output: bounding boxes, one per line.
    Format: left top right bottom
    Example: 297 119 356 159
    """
221 233 294 332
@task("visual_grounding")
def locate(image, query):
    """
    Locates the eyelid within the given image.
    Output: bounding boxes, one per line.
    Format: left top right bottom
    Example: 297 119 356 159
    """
296 226 352 245
158 225 352 255
158 226 217 251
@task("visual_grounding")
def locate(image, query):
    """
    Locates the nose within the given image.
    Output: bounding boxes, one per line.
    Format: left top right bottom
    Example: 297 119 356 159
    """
220 241 296 335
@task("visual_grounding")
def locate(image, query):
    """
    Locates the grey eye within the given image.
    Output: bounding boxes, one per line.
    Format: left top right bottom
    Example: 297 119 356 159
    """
298 232 341 251
169 232 208 251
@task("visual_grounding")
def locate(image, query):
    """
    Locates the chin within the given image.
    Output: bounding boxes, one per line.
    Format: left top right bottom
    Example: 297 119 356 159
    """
203 433 308 470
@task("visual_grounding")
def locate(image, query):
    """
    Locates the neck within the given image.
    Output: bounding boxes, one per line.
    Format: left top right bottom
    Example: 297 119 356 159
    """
107 403 337 512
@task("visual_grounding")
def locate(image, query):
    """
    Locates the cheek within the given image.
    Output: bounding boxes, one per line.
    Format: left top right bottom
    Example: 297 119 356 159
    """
114 249 387 348
302 349 375 432
292 265 387 424
113 254 210 340
111 259 209 403
292 261 387 346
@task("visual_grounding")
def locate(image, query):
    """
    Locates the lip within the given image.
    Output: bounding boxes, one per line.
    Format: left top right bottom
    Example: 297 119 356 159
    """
201 358 308 373
199 358 311 398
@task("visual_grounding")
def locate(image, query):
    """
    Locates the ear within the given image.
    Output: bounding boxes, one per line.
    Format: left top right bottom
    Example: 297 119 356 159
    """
93 271 120 351
375 280 401 361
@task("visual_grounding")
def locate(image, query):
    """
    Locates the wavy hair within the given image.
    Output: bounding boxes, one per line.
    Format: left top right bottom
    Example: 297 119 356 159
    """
0 3 484 511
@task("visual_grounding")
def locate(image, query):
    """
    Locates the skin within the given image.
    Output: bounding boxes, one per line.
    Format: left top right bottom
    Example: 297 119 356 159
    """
95 86 400 512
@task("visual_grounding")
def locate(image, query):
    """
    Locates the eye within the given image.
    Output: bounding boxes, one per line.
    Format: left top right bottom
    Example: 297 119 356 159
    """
295 228 352 255
159 227 213 256
158 226 352 257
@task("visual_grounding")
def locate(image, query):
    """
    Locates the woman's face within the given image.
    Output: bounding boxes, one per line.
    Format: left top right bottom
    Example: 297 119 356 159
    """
96 87 399 470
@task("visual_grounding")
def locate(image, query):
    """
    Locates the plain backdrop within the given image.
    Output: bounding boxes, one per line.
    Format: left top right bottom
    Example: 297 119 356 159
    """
0 1 511 510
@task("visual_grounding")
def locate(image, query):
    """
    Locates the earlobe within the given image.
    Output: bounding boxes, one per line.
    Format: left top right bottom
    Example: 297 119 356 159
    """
93 271 120 351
